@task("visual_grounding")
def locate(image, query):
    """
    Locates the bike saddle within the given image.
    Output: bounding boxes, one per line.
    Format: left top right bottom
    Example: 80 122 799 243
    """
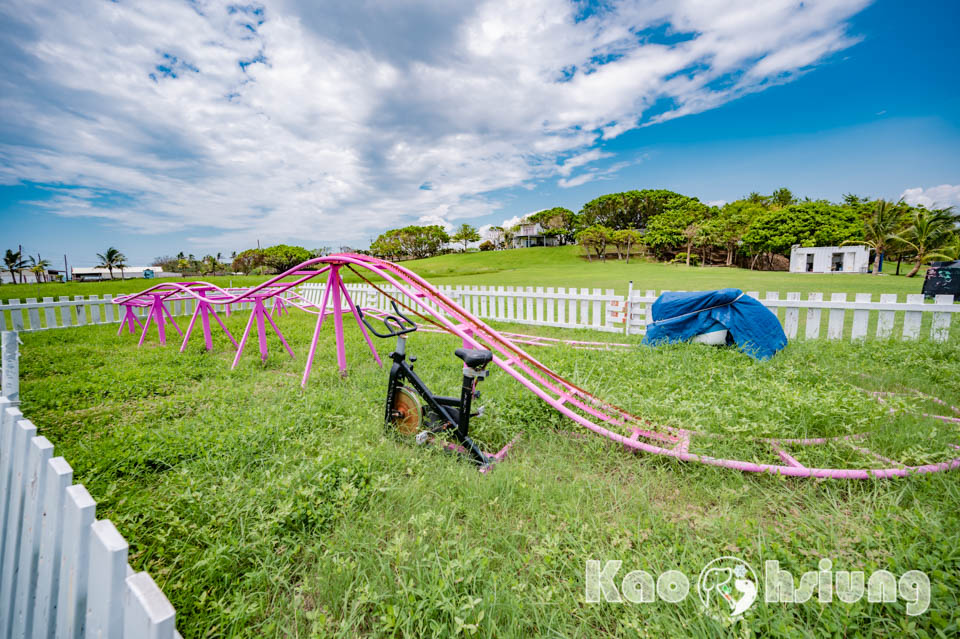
454 348 493 368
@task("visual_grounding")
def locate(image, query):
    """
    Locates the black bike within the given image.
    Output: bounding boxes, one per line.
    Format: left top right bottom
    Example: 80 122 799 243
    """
360 302 493 467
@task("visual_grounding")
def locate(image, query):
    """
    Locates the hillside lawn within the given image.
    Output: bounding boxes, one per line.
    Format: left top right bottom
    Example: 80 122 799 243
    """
14 257 960 638
0 246 931 303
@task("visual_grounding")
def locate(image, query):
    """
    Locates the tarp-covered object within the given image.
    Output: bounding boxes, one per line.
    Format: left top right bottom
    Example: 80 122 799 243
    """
642 288 787 360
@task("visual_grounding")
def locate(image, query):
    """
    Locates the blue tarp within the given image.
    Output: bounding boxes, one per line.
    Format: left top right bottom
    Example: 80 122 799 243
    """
641 288 787 360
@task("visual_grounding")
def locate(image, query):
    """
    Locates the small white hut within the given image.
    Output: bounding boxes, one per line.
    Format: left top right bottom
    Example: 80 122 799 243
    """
789 245 870 274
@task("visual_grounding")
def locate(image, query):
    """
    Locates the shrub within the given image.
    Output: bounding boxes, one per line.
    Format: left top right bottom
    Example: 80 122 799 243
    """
671 252 701 266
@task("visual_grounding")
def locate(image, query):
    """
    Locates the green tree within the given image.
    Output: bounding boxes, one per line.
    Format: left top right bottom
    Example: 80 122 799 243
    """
451 223 480 252
27 254 51 283
262 245 313 273
642 200 710 258
579 190 701 231
892 208 956 277
3 249 24 284
96 247 126 280
485 226 506 250
611 229 643 263
771 187 796 208
742 202 863 269
370 225 450 259
843 199 905 275
369 234 403 260
701 201 764 266
527 207 578 244
231 249 265 274
575 225 613 261
932 233 960 261
478 240 495 251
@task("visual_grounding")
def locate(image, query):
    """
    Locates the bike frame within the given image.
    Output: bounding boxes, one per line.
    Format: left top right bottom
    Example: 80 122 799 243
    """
384 335 489 466
361 304 490 466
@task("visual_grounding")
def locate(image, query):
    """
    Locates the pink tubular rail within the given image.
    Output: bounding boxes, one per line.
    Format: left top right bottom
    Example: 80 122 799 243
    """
114 254 960 479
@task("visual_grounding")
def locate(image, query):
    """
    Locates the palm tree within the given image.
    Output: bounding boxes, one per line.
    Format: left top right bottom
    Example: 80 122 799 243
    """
892 209 955 277
3 249 23 284
843 199 903 274
96 247 126 280
934 234 960 261
28 254 51 283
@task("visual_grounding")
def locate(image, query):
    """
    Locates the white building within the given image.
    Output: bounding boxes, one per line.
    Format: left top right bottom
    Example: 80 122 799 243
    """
789 245 870 274
510 222 560 248
70 267 177 281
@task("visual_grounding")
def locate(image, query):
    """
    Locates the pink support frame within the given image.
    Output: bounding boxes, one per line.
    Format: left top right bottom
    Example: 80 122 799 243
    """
113 254 960 480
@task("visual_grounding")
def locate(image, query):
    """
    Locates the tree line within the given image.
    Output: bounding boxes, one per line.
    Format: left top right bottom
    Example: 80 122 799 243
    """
367 187 958 276
153 245 336 276
571 189 957 276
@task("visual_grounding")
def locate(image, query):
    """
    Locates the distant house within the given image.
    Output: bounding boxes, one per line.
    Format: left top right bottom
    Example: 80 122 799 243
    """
789 245 870 274
71 266 177 281
510 222 560 248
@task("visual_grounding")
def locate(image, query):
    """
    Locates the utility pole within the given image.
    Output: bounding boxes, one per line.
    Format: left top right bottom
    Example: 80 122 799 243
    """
64 254 69 282
18 244 22 284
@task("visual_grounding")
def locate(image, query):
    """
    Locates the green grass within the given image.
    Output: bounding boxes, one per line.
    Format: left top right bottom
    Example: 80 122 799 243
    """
0 246 929 303
399 246 929 297
17 307 960 638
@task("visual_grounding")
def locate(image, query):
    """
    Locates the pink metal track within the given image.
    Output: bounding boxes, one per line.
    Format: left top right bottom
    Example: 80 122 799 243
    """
114 254 960 479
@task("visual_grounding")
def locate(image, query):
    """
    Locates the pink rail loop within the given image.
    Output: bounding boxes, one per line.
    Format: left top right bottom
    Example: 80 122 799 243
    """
114 254 960 479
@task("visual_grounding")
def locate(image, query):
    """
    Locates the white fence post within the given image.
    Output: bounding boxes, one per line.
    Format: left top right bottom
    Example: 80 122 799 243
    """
33 456 73 639
783 292 801 339
0 417 37 635
932 294 953 342
124 572 176 639
13 435 54 637
0 402 22 605
1 332 19 406
56 484 96 639
903 294 924 340
876 294 897 338
86 520 128 639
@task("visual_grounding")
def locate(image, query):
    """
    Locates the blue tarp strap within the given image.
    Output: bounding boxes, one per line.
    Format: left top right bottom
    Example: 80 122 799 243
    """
649 293 745 327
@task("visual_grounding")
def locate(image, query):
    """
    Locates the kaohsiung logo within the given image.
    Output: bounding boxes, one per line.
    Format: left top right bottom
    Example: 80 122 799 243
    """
697 556 758 621
585 556 930 618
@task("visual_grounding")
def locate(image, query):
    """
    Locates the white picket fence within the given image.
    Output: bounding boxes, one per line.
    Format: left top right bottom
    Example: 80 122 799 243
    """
616 289 958 341
0 294 260 334
300 283 624 332
2 285 957 342
300 283 959 343
0 336 179 637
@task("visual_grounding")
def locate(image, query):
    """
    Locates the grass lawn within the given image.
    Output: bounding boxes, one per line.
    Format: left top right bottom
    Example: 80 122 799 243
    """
17 300 960 637
0 246 930 303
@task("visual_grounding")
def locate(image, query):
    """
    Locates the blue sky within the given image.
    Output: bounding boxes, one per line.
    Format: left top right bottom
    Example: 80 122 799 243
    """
1 0 958 267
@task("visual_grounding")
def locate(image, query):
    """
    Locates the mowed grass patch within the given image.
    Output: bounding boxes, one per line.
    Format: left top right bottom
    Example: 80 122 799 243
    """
1 245 931 304
17 311 960 638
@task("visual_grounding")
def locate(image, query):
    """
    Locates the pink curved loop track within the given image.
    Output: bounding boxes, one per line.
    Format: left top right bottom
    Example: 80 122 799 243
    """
114 255 960 479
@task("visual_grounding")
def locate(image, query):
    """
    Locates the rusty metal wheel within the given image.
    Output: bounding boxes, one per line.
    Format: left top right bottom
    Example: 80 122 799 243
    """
389 387 423 436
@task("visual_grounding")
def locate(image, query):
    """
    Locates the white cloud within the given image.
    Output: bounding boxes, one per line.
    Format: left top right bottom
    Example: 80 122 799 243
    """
0 0 871 249
900 185 960 210
417 214 455 233
557 149 613 176
707 199 727 207
558 173 598 189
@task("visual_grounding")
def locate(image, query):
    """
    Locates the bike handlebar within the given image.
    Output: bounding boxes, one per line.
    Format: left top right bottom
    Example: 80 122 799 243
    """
359 301 418 338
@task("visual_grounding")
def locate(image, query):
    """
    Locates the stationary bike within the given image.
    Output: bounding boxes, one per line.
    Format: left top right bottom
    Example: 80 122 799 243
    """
360 302 494 467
